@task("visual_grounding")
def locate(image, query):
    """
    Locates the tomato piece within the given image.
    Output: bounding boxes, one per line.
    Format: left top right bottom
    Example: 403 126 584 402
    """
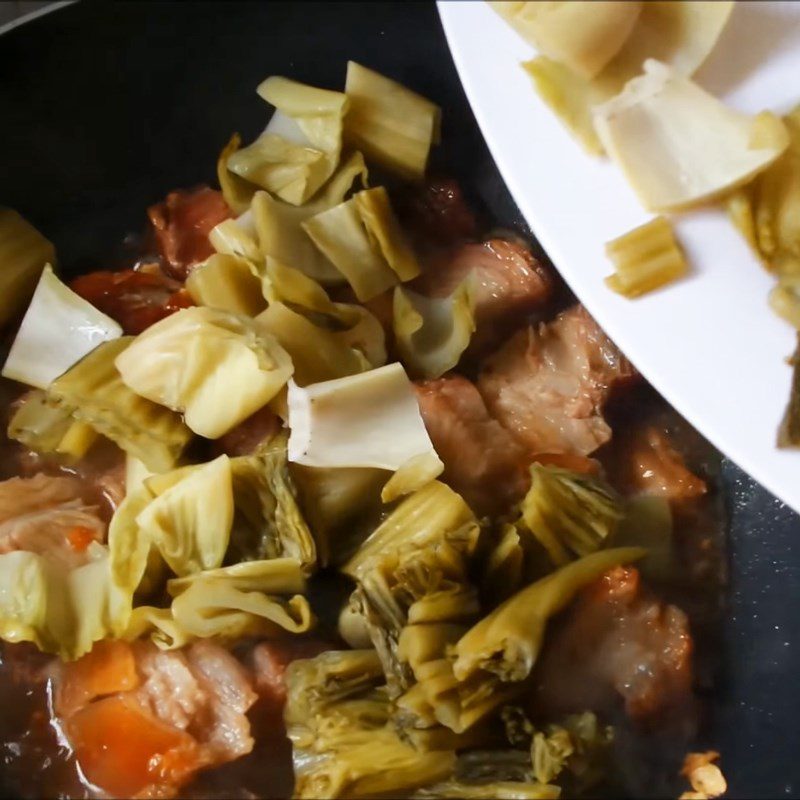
66 695 205 797
57 640 140 717
147 186 231 280
70 269 192 334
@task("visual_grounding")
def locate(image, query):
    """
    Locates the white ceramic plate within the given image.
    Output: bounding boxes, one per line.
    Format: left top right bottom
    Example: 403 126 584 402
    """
439 0 800 514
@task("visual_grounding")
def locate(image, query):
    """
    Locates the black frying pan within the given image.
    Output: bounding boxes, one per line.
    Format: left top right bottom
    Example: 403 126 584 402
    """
2 3 800 798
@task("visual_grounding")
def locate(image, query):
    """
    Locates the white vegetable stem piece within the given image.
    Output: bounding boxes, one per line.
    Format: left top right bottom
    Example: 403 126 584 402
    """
287 362 439 470
2 265 122 389
593 60 789 212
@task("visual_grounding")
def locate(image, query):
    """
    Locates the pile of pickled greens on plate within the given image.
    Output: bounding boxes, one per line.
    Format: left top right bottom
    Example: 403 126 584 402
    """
0 61 726 800
493 0 800 448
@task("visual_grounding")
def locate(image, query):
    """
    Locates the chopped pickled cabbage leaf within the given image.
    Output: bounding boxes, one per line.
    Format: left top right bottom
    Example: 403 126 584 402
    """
259 257 387 368
393 277 475 378
108 459 233 600
414 780 560 799
3 265 122 390
287 363 438 470
7 390 95 458
250 150 368 285
381 451 445 503
228 76 347 206
453 547 645 683
520 465 624 566
395 620 518 734
523 2 733 155
110 443 316 609
8 390 72 452
55 420 98 460
208 212 262 263
0 545 127 661
258 76 347 154
594 60 789 212
605 216 688 297
228 434 317 570
599 1 733 82
343 62 441 181
523 57 606 155
127 558 312 649
492 2 642 79
291 464 386 567
217 133 259 215
779 336 800 448
337 602 373 649
303 186 420 301
0 474 127 659
0 209 56 328
257 301 372 386
343 481 479 698
125 454 154 494
727 106 800 276
481 524 526 606
124 605 190 650
49 337 192 473
227 132 330 207
769 277 800 330
185 253 266 317
115 306 293 439
344 481 477 580
285 650 455 799
499 707 614 793
135 455 233 577
167 558 312 639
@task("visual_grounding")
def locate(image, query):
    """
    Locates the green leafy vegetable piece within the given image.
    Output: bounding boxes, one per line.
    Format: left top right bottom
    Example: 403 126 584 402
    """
115 306 294 439
2 264 122 390
250 150 368 285
217 132 259 215
520 2 734 156
256 301 371 386
227 76 348 206
49 337 192 472
208 211 262 263
285 649 455 799
453 547 646 683
0 208 55 328
344 61 441 181
228 434 317 571
291 464 386 567
605 216 688 298
303 186 420 301
779 335 800 448
0 545 128 661
493 2 642 79
135 455 234 577
520 464 624 566
185 253 266 317
127 558 312 648
393 277 476 378
7 390 96 458
259 257 387 368
413 780 560 799
286 363 437 470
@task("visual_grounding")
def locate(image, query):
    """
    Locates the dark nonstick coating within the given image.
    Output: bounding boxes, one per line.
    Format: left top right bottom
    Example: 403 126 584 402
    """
2 3 800 798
